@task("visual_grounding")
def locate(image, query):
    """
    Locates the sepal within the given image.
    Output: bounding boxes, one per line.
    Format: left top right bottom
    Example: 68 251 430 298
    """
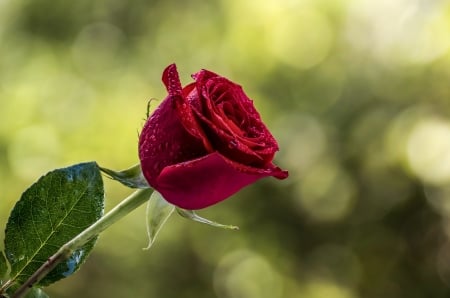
144 192 175 250
176 208 239 230
100 164 150 189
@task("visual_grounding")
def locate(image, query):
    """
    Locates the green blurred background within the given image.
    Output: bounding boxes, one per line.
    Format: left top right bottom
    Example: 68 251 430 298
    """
1 0 450 297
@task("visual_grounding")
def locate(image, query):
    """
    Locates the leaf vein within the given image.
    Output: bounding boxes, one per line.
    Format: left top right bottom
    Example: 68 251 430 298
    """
10 174 92 282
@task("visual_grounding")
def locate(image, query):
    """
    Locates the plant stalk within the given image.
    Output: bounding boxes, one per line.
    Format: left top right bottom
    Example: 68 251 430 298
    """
12 188 153 298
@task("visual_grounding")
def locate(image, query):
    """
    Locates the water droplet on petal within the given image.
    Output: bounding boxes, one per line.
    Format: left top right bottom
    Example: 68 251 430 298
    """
229 140 238 149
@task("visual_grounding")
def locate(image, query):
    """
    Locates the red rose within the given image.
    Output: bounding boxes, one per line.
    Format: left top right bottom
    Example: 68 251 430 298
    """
139 64 288 209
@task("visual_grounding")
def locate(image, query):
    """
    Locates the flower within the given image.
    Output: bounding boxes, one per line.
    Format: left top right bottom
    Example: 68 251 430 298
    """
139 64 288 209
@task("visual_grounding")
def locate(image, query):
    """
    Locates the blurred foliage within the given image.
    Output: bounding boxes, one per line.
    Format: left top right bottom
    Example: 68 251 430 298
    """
1 0 450 297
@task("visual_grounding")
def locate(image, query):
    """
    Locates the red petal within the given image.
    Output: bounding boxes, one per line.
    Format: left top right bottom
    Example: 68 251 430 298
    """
139 95 208 187
162 63 183 97
162 64 213 151
155 152 288 210
191 68 220 83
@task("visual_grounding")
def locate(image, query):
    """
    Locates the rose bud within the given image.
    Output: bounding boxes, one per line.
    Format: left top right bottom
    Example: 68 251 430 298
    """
139 64 288 210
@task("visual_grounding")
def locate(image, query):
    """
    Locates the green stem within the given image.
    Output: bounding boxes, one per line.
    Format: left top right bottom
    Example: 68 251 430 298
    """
12 188 153 298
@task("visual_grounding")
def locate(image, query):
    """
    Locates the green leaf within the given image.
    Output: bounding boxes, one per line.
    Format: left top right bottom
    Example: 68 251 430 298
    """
144 192 174 250
4 162 104 287
176 209 239 230
24 288 49 298
99 164 150 189
0 251 7 280
4 285 49 298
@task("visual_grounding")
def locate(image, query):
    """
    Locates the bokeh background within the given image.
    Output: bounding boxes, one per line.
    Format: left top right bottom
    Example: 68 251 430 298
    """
1 0 450 297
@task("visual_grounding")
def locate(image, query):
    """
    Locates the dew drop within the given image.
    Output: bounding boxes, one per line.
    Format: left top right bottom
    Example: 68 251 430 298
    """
229 140 238 149
8 252 16 263
63 249 84 277
158 142 171 151
66 173 73 182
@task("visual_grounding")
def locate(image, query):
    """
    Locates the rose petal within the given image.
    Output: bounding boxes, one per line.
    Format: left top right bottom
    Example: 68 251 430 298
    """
191 68 220 84
162 63 183 97
139 95 208 187
155 152 287 210
163 64 213 152
190 92 279 167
